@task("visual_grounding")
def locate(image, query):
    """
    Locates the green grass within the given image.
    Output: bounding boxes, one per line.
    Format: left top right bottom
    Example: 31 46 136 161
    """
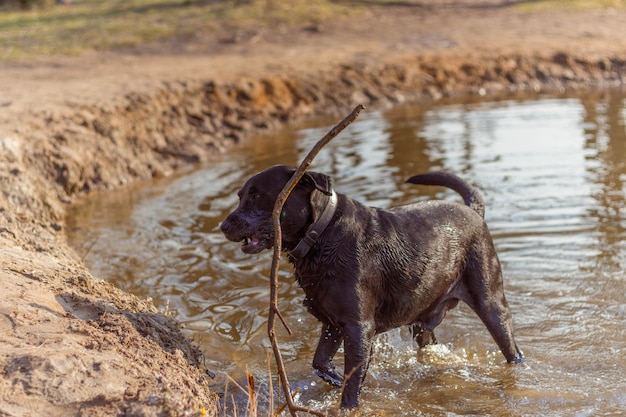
0 0 356 60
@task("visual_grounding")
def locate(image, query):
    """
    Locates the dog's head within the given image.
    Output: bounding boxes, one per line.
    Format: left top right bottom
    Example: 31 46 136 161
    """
220 165 333 254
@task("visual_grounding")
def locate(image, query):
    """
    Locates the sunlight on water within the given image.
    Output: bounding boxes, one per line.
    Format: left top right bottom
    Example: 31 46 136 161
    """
67 90 626 416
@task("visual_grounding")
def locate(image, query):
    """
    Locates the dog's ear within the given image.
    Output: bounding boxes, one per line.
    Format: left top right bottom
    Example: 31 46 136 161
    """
301 171 333 196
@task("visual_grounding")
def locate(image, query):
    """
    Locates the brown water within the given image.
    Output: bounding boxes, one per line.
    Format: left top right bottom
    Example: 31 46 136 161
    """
66 91 626 416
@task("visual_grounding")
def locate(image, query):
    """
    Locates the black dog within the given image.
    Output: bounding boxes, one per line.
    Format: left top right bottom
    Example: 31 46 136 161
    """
221 165 523 408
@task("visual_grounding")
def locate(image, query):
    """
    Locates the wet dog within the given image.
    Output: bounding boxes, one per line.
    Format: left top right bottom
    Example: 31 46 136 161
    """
220 165 523 408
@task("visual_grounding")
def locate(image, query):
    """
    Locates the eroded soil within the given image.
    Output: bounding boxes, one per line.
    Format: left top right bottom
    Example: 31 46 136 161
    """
1 2 626 416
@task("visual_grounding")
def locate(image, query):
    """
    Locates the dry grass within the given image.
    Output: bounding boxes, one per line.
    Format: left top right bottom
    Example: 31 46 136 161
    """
2 0 622 61
514 0 626 11
0 0 357 60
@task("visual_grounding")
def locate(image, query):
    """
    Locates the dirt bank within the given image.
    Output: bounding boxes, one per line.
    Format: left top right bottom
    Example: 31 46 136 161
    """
1 2 626 416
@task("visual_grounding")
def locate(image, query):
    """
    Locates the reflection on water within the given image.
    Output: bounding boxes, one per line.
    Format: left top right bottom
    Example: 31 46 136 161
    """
66 90 626 416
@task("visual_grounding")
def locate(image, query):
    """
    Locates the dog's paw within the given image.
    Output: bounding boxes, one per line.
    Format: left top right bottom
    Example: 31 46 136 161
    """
313 367 343 387
509 349 525 364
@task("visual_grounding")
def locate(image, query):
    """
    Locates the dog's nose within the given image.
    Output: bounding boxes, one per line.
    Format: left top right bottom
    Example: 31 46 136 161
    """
219 217 231 234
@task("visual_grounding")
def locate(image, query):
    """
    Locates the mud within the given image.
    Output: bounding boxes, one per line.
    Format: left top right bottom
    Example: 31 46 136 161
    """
1 2 626 416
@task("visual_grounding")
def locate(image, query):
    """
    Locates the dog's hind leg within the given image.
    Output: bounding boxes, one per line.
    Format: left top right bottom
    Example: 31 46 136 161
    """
312 323 344 387
462 250 524 363
411 323 437 347
412 298 460 348
468 296 524 363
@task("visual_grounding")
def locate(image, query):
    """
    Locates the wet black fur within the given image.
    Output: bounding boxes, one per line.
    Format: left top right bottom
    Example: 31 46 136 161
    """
220 165 523 408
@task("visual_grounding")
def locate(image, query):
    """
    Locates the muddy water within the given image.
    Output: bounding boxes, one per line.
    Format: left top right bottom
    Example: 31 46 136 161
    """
66 91 626 416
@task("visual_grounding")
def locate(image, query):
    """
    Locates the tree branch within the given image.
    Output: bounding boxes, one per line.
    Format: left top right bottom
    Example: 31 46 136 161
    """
267 104 365 416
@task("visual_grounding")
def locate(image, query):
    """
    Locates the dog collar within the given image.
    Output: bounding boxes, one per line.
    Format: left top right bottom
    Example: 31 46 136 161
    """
289 190 337 259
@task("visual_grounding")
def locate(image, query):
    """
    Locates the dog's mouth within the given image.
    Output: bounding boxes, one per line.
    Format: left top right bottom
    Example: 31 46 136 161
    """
241 233 269 254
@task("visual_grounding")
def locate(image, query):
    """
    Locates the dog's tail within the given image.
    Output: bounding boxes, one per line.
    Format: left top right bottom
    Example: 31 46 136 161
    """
406 172 485 218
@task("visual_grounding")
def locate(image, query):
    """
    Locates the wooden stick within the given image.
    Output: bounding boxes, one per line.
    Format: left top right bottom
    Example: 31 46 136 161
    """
268 104 365 416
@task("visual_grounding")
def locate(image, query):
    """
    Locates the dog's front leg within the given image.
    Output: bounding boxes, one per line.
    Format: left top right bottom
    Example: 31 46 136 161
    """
312 323 343 387
341 321 375 408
